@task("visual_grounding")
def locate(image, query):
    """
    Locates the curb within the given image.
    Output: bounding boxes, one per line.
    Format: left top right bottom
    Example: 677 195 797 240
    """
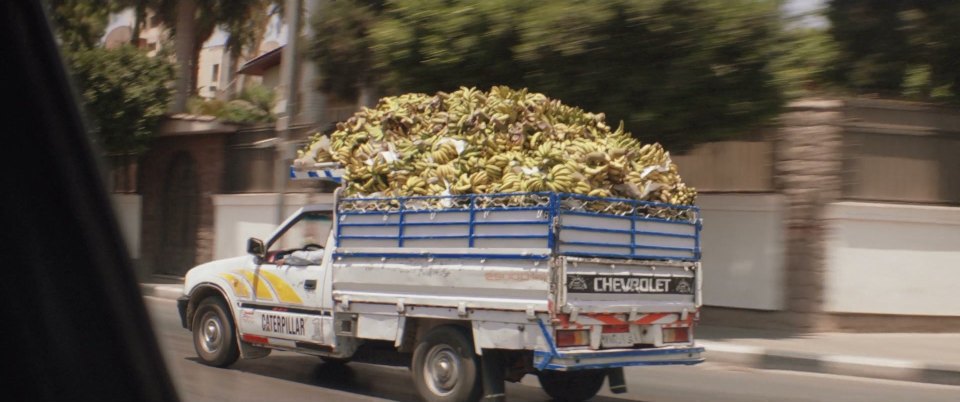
138 283 960 387
699 340 960 387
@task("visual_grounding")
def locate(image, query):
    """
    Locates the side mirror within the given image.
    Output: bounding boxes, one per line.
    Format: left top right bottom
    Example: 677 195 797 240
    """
247 238 266 258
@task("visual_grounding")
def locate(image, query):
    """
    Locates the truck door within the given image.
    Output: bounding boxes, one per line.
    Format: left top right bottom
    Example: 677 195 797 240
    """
236 209 335 347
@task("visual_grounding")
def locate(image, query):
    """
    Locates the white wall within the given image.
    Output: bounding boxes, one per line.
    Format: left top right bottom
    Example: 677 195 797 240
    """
212 192 789 310
197 45 226 99
825 202 960 316
697 194 786 310
212 193 335 260
111 194 142 259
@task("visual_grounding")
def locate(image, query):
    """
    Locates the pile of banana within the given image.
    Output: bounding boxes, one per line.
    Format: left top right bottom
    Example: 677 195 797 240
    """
296 86 697 207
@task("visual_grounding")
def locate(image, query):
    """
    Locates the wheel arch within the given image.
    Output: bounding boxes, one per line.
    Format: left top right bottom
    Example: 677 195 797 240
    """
397 318 473 353
184 283 231 331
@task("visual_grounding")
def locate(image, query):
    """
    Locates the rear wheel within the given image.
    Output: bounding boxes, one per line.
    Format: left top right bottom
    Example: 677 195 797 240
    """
192 297 240 367
411 326 482 402
537 369 606 401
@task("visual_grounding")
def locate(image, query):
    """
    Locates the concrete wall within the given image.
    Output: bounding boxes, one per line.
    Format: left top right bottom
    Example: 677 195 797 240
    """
824 202 960 316
212 193 335 260
672 139 774 192
111 194 142 259
211 192 789 309
698 194 786 311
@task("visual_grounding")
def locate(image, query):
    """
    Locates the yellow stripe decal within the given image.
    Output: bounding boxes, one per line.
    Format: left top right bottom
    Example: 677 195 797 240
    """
218 273 251 298
238 270 274 300
257 270 303 304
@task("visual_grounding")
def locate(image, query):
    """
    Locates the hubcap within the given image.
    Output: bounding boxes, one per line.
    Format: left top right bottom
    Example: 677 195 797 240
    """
424 345 461 396
199 312 223 354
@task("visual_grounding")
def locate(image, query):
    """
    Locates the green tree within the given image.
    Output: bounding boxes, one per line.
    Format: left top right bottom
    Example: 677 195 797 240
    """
310 0 385 100
311 0 787 150
513 0 785 149
69 46 175 154
187 84 276 123
826 0 960 101
48 0 121 52
151 0 277 112
47 0 174 154
226 86 275 123
770 27 839 99
219 0 278 98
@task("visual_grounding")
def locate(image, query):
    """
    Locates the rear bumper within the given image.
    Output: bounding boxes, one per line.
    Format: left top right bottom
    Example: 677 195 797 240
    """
534 345 704 371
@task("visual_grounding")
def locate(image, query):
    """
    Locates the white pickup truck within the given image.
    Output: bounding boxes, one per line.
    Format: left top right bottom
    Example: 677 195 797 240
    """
178 167 704 402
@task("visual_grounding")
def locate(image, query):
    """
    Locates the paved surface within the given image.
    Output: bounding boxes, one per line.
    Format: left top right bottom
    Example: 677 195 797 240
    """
141 281 960 387
697 326 960 386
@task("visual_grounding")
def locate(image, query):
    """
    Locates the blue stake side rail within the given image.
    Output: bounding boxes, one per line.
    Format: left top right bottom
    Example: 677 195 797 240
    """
334 192 701 261
290 165 344 183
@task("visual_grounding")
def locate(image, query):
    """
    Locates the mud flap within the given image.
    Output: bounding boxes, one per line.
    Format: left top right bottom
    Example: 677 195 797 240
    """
481 349 506 402
238 340 271 359
608 367 627 394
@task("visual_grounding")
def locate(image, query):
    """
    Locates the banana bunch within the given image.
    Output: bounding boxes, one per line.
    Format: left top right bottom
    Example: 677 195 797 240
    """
431 141 459 164
295 86 698 214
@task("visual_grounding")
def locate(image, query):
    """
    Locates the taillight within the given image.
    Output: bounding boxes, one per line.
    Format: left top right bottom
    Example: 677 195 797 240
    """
555 329 590 347
662 327 690 343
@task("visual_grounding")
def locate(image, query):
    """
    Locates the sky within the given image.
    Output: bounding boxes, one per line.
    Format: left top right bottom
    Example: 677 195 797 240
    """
783 0 828 27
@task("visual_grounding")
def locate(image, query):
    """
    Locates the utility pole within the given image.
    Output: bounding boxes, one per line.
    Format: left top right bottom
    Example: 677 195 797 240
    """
274 0 302 224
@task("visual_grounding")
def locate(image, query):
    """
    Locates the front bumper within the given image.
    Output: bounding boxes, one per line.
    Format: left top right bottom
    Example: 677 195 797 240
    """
534 345 704 371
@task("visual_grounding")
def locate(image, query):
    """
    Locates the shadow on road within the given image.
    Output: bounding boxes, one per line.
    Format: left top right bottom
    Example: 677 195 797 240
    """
208 354 645 402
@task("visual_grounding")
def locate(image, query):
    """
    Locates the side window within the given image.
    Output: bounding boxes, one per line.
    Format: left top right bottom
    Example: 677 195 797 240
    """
269 211 333 252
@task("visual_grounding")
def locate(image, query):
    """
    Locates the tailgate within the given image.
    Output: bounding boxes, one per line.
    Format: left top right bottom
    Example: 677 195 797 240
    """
558 257 701 315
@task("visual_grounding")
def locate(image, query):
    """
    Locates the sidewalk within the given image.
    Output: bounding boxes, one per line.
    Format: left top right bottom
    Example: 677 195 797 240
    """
140 281 960 387
697 325 960 386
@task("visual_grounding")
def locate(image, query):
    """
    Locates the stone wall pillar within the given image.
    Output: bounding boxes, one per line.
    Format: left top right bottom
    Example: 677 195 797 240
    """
774 99 844 330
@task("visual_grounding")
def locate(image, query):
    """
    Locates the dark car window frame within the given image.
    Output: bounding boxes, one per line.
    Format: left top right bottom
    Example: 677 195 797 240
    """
1 2 180 401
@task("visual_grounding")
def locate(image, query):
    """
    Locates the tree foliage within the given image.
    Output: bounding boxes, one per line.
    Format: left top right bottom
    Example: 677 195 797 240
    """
310 0 384 100
187 84 276 124
48 0 175 154
152 0 276 111
826 0 960 101
311 0 786 149
770 27 839 99
69 46 175 154
47 0 121 52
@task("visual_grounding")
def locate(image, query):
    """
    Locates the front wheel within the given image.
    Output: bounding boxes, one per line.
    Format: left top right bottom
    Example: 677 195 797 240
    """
411 326 482 402
192 297 240 367
537 369 606 401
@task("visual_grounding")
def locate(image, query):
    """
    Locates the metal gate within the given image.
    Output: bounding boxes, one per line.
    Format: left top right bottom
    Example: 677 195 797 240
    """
157 152 198 276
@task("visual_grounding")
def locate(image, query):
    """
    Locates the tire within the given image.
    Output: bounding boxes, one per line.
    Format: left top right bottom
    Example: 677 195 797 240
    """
411 326 482 402
192 297 240 367
537 369 606 402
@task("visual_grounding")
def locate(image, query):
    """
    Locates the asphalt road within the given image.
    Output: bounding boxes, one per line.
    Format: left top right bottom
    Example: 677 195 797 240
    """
145 297 960 402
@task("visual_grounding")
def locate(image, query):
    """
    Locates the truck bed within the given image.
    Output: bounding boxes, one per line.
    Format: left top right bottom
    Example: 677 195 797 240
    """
335 192 699 260
331 192 701 315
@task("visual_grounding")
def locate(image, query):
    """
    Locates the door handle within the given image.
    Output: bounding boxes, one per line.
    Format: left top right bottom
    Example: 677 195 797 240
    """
304 279 317 290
